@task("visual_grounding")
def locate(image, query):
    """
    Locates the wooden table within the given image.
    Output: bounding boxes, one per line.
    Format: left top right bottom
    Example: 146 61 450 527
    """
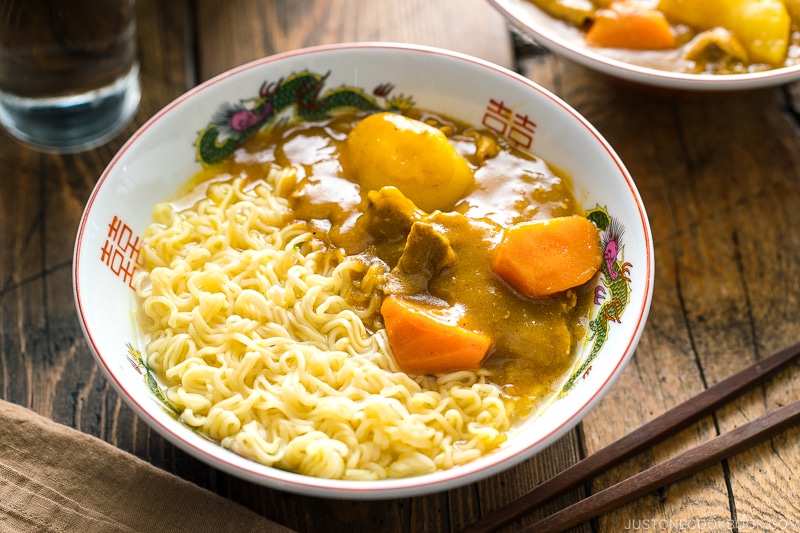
3 1 800 531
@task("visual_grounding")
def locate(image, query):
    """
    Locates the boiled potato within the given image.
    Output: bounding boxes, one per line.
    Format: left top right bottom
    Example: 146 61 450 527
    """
658 0 790 65
341 112 474 213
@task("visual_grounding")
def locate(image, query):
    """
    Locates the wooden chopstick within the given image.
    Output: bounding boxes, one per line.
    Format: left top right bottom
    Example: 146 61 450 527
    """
460 340 800 533
521 398 800 533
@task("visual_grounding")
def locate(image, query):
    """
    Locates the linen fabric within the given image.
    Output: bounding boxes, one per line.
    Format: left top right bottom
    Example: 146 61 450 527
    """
0 399 295 533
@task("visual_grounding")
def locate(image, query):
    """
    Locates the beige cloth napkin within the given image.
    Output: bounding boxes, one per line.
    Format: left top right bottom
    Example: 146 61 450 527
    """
0 399 295 533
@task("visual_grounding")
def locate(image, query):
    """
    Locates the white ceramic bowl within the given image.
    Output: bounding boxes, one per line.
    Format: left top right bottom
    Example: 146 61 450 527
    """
489 0 800 91
73 42 653 499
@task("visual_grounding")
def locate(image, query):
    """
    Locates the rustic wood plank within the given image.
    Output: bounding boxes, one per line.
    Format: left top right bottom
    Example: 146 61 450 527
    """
0 147 46 409
194 0 514 81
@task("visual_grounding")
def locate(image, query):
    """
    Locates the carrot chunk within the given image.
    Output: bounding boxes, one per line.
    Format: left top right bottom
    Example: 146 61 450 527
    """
585 1 676 50
492 215 602 299
380 296 492 375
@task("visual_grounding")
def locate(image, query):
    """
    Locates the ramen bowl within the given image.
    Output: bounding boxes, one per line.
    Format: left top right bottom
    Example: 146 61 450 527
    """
73 42 653 499
489 0 800 91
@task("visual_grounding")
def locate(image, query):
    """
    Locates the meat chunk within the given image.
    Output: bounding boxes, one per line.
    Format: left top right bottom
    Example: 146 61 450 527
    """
362 186 425 241
683 28 748 65
388 221 456 295
358 186 456 295
396 222 456 276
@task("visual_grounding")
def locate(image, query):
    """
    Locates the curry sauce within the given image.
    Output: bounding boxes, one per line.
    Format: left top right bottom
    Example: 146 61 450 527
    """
189 110 596 418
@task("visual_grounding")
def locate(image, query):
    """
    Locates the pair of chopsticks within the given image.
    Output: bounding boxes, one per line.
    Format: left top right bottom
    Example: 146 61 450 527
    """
461 340 800 533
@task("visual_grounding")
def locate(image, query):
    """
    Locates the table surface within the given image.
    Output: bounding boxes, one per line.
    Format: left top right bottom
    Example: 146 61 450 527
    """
3 1 800 532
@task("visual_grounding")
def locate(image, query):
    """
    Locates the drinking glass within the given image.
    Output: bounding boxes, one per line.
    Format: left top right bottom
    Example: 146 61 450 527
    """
0 0 140 153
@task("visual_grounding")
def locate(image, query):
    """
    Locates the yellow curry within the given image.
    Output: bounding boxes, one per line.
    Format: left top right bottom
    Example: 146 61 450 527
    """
529 0 800 74
187 109 601 416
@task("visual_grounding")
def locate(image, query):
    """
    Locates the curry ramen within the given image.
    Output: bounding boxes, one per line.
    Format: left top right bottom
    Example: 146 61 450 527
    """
133 109 600 480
